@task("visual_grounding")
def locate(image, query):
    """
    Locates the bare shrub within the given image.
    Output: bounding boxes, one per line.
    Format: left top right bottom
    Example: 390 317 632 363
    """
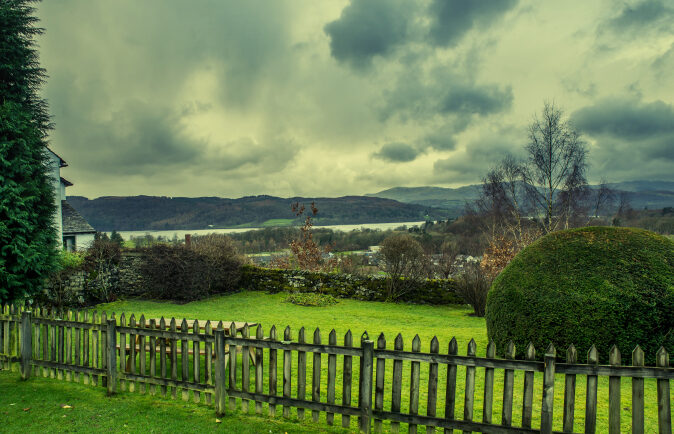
378 234 428 301
190 233 245 293
455 263 491 317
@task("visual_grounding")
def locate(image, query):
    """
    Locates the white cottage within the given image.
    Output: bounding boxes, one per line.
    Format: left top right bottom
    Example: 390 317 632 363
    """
46 149 96 251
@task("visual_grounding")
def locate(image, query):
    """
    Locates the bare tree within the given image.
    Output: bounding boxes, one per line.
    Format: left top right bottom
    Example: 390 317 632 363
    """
524 102 588 233
378 234 428 301
477 154 529 246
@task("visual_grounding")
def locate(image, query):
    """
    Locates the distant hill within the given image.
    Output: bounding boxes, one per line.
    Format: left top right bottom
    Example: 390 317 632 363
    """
368 180 674 214
67 195 451 231
366 185 481 216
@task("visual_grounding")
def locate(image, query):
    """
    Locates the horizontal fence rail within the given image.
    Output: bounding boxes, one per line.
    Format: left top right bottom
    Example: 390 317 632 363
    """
1 304 672 433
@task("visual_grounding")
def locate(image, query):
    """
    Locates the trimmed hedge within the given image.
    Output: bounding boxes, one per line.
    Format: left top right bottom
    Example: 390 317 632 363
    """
485 227 674 364
239 265 462 305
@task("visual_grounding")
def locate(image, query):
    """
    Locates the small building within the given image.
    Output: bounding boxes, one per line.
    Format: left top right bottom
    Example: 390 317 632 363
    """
46 149 96 251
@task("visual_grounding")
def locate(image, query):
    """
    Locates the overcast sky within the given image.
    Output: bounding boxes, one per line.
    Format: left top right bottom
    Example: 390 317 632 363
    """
37 0 674 199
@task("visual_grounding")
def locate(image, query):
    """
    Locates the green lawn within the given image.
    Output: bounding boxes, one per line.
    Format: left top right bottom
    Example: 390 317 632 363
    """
88 292 668 433
0 370 342 433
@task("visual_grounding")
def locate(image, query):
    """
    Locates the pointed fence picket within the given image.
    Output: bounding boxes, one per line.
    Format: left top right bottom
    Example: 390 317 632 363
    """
1 305 673 434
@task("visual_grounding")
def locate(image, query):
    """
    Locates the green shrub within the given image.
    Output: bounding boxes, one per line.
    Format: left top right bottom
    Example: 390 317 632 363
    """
284 292 339 307
239 265 462 305
138 240 243 303
485 227 674 364
40 251 85 308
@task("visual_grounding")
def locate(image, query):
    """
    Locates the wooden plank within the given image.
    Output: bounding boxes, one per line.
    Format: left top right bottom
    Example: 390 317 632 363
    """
255 324 264 415
181 318 189 401
297 327 307 420
50 310 57 378
33 308 41 377
82 311 90 385
139 315 146 394
127 314 135 391
585 345 598 434
242 323 250 412
57 316 64 381
192 319 200 403
106 319 117 395
374 333 386 433
502 341 516 426
100 312 108 388
342 330 353 429
20 311 32 380
562 344 576 433
656 347 671 434
409 335 421 434
92 311 99 386
149 318 157 396
444 337 458 434
119 313 126 390
426 336 440 434
483 340 496 425
205 321 213 405
283 326 292 418
170 318 178 399
160 317 167 397
360 334 374 433
269 325 278 417
214 327 227 416
229 322 238 411
631 346 644 434
608 345 621 434
540 344 556 434
523 342 536 428
327 329 337 426
65 310 72 381
463 339 477 434
313 328 322 423
391 333 403 434
42 309 48 377
375 409 540 434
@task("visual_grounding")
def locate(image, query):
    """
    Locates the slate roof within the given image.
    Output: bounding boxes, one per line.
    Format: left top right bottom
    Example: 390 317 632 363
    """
60 177 73 187
62 200 96 234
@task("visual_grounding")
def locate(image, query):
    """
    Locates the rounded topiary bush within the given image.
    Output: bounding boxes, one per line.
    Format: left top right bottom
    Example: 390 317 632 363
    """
485 227 673 364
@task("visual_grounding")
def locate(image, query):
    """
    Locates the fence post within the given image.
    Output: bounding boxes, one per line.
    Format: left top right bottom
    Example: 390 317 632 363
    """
540 344 556 434
20 311 32 380
214 327 227 416
106 319 117 395
359 333 374 433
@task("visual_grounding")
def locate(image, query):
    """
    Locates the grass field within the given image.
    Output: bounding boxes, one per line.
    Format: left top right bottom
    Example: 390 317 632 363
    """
0 370 343 433
87 291 670 433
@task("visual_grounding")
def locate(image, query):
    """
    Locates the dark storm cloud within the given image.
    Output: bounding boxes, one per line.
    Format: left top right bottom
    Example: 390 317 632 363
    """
606 0 673 32
572 98 674 143
427 0 519 47
373 142 419 162
433 131 521 183
441 84 513 115
324 0 415 69
572 98 674 180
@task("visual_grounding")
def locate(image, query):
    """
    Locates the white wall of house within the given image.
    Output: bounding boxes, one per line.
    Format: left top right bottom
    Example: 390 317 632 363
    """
47 150 63 243
75 233 95 250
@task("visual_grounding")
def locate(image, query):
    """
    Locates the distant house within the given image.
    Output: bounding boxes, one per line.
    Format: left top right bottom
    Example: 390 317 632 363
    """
46 149 96 251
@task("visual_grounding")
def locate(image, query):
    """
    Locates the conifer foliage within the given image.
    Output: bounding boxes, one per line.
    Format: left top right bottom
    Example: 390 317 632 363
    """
0 0 58 303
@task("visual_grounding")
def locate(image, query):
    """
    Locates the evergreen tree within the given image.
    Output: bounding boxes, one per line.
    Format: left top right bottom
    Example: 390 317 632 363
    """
0 0 58 303
109 230 124 246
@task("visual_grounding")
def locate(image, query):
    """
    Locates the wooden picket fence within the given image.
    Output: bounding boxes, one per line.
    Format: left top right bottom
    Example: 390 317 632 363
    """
1 304 673 433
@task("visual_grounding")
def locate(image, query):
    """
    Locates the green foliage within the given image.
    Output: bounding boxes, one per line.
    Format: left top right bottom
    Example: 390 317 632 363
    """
0 0 57 303
109 230 124 245
284 291 339 307
57 250 84 270
485 227 674 363
139 240 243 303
239 265 462 305
39 250 84 308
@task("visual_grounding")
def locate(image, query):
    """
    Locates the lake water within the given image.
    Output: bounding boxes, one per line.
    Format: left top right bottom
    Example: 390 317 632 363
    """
110 221 425 240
